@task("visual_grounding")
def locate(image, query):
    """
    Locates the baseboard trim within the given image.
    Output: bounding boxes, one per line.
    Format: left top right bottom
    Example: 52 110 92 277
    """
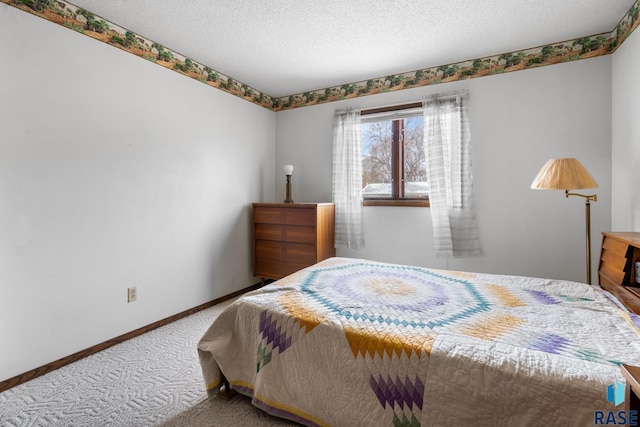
0 283 261 393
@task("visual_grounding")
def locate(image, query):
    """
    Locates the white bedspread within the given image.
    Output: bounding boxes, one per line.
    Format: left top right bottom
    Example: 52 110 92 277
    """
198 257 640 426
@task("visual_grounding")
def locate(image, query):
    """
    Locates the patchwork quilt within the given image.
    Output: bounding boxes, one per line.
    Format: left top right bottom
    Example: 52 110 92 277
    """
198 257 640 426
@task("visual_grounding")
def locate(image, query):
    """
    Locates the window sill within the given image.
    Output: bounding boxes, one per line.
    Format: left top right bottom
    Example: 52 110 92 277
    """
363 198 430 207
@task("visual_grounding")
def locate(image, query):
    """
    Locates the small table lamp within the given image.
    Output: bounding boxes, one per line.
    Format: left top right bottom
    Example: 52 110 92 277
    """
530 158 598 284
284 165 294 203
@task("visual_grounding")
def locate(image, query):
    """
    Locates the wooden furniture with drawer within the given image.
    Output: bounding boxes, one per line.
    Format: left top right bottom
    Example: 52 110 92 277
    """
598 232 640 315
621 364 640 413
253 202 335 284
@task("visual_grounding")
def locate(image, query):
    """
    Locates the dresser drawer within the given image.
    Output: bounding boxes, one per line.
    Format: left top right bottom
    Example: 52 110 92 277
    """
255 240 316 263
254 258 311 279
285 226 315 243
255 258 284 279
254 207 285 224
255 224 316 243
284 208 315 226
254 206 316 226
255 224 284 241
255 240 284 260
285 242 316 264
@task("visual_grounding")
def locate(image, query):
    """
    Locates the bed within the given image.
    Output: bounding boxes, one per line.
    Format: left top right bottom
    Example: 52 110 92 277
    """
198 257 640 426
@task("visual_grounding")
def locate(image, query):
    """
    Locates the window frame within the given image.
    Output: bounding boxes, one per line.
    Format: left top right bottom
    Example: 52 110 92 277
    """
360 102 429 207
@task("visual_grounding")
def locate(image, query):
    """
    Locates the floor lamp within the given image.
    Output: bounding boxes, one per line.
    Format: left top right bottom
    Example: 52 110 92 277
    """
530 158 598 284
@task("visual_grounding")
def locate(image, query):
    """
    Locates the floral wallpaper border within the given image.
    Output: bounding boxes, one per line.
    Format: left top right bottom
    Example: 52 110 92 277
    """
3 0 639 112
0 0 274 109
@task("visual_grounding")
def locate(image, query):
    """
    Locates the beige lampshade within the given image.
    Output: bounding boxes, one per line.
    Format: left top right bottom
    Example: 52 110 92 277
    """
530 158 597 190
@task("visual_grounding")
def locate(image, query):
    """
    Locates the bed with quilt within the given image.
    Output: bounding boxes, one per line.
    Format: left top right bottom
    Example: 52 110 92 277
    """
197 257 640 426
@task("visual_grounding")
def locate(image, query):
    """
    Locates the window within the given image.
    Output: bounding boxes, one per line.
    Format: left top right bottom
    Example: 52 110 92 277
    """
360 102 428 206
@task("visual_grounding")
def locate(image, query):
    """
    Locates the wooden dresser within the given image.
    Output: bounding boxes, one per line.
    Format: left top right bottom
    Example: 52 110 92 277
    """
598 232 640 314
253 202 335 283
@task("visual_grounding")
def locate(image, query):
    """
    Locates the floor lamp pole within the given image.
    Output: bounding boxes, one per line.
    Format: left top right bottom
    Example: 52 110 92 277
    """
566 190 597 285
585 199 591 285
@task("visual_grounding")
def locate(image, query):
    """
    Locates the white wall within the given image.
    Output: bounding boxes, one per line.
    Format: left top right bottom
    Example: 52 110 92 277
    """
0 5 275 380
276 56 612 281
612 28 640 231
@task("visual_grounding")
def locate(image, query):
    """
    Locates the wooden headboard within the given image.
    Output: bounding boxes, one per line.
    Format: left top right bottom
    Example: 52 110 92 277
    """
599 232 640 315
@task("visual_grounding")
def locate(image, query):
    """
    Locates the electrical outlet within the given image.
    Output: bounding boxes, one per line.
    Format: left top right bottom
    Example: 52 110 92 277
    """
127 287 137 303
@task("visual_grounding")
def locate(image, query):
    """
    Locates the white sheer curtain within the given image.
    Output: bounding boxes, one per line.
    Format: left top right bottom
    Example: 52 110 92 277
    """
332 109 365 249
423 91 480 257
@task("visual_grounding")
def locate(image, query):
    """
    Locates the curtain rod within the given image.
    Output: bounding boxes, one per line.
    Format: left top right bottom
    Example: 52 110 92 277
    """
360 101 422 116
343 89 468 116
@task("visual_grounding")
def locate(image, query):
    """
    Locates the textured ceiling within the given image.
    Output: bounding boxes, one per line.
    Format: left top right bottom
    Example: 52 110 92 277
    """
68 0 636 98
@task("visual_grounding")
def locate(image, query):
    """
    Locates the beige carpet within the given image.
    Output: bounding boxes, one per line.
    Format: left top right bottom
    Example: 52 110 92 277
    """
0 299 297 426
